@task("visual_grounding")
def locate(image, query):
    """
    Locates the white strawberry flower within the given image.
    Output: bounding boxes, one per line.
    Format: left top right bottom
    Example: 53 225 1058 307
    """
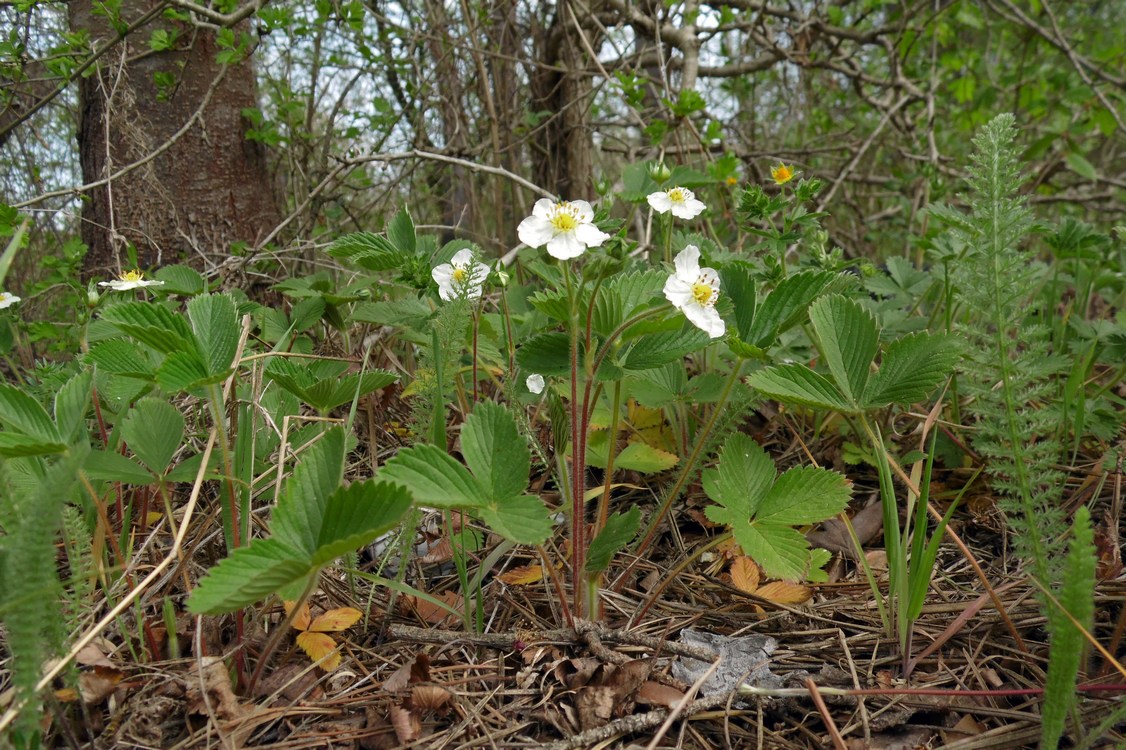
517 199 609 260
662 245 725 339
431 248 490 301
526 373 545 394
647 186 706 220
98 270 164 292
0 291 20 309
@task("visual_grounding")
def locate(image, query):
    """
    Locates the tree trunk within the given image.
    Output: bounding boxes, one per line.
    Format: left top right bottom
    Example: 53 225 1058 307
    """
69 1 280 278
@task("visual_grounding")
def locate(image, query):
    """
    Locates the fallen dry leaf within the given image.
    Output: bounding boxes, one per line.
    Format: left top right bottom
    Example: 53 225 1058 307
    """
383 653 431 692
308 607 363 632
755 580 812 604
729 556 761 594
296 631 342 671
635 680 686 708
389 703 421 744
575 659 651 731
399 591 463 625
410 684 453 713
498 564 546 585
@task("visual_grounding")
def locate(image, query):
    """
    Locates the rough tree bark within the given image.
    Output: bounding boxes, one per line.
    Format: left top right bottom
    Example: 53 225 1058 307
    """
69 1 280 277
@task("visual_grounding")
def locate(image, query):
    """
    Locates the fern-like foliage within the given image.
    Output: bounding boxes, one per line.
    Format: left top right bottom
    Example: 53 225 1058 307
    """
931 113 1067 588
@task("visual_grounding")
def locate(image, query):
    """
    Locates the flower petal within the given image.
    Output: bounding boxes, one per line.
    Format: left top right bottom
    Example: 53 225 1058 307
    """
526 374 545 394
518 216 555 248
682 302 726 339
450 248 475 266
568 200 595 222
573 223 609 248
647 192 672 213
546 232 586 260
663 276 694 307
673 245 701 281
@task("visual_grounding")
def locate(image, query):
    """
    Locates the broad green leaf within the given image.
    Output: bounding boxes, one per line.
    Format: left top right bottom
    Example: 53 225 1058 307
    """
809 295 878 405
155 351 215 392
165 450 222 483
0 383 60 442
756 466 851 526
0 433 68 457
380 443 487 508
746 364 853 412
527 289 571 323
731 522 810 582
301 370 398 413
701 434 775 518
593 270 665 336
309 481 413 566
746 270 835 347
100 301 194 354
516 332 572 377
83 450 155 484
460 401 528 501
121 398 184 475
586 507 640 574
272 427 346 555
186 538 311 614
84 338 156 379
155 264 206 296
719 263 757 343
625 364 686 407
54 370 92 443
327 232 404 270
622 327 711 370
864 332 961 407
477 494 552 545
188 293 239 377
612 442 678 473
387 206 417 255
289 297 325 332
1064 151 1097 181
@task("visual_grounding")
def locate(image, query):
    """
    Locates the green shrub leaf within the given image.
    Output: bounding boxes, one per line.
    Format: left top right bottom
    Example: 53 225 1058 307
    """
809 295 878 405
746 363 852 412
864 332 961 407
0 383 60 443
272 427 346 555
101 301 195 355
586 507 640 575
121 398 184 476
327 232 405 270
460 401 528 501
188 293 239 378
310 480 413 566
187 539 311 615
477 494 552 545
381 443 488 508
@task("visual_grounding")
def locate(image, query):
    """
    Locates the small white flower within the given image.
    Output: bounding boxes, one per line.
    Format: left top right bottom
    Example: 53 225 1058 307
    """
431 248 490 301
647 186 706 220
663 245 725 339
526 373 545 394
517 198 610 260
0 291 21 309
98 270 164 292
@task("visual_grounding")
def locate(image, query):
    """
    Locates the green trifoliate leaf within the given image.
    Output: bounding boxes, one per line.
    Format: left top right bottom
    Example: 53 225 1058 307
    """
808 295 878 406
310 480 413 566
0 382 60 443
622 327 711 370
188 293 239 378
701 433 774 518
745 270 836 348
756 466 851 526
54 370 92 443
516 332 572 377
84 338 156 379
83 450 155 484
327 232 406 271
100 301 195 355
272 427 346 556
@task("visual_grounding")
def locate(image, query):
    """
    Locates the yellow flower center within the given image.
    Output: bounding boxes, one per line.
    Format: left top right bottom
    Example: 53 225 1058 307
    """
668 187 687 203
771 164 795 185
726 176 738 186
549 202 580 232
452 267 468 283
691 279 716 306
119 270 145 282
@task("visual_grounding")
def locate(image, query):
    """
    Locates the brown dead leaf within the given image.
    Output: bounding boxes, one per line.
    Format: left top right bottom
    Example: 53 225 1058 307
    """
186 656 244 724
389 703 421 744
498 564 546 585
575 659 652 731
754 580 812 604
383 653 431 692
75 640 116 668
296 631 342 671
410 685 453 713
419 537 453 564
729 556 760 594
253 662 323 703
635 680 685 708
947 714 986 736
399 591 462 625
554 657 601 689
77 666 125 704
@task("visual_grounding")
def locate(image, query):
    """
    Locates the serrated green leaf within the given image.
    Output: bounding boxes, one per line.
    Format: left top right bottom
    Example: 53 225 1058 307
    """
586 507 640 574
477 494 552 544
387 206 416 255
0 433 68 457
757 466 851 526
100 301 195 354
864 332 960 407
1064 151 1097 181
747 270 835 347
186 538 311 615
289 297 325 332
380 443 487 508
746 364 853 412
154 264 206 295
612 441 678 473
526 289 571 322
809 295 878 405
155 351 216 392
121 398 184 476
84 338 156 379
516 332 572 377
593 270 665 336
622 327 711 370
327 232 405 271
731 521 810 581
460 401 528 501
720 263 757 343
272 427 346 555
83 450 154 484
188 293 239 377
54 370 92 443
165 450 222 483
309 480 413 566
0 383 60 442
701 433 774 518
